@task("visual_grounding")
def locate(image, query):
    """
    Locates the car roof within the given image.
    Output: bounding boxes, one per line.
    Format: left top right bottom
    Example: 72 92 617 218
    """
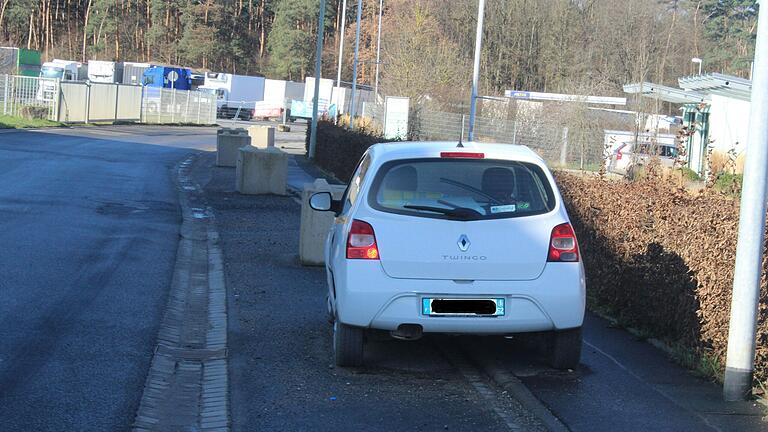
366 141 546 165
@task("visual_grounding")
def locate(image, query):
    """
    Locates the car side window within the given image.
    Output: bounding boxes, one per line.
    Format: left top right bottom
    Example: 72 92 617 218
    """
341 154 372 216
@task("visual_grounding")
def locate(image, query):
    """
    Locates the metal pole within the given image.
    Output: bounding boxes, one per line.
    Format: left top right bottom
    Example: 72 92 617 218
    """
468 0 486 142
724 2 768 402
348 0 363 130
114 84 120 122
335 0 348 122
3 74 8 115
373 0 383 101
308 0 327 159
85 83 91 124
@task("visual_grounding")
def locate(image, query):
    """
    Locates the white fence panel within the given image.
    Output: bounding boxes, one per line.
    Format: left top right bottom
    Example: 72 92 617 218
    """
0 75 58 121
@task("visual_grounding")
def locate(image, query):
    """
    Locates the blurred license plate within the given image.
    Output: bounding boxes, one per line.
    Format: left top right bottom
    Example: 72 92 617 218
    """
422 298 505 316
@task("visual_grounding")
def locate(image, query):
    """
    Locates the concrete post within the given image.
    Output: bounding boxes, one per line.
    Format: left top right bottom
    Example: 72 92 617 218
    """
724 2 768 401
300 179 347 265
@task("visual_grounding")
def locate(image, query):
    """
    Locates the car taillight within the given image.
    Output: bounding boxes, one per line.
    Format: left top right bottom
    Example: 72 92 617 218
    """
547 223 579 262
347 219 380 260
440 152 485 159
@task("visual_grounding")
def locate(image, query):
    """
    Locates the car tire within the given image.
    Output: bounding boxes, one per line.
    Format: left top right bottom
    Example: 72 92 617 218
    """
333 321 364 367
548 327 582 369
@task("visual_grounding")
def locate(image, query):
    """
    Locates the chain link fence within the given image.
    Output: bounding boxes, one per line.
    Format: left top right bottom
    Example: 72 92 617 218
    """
0 75 59 120
410 101 608 170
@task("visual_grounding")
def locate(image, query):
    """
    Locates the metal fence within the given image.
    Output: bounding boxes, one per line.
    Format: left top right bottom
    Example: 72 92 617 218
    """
141 87 217 125
410 108 605 169
1 74 216 125
0 74 59 121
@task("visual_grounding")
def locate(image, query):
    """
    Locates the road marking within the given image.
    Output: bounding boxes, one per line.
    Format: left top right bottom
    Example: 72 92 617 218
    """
132 154 230 431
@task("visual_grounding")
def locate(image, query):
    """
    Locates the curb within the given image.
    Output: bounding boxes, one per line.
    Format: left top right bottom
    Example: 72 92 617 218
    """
468 350 570 432
132 154 230 431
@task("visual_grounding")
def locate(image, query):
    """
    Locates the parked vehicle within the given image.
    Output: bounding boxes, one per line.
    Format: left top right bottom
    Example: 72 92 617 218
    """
142 66 192 90
252 79 305 120
40 59 86 81
87 60 123 83
38 59 86 101
309 142 586 368
199 72 265 120
0 47 41 77
121 62 150 85
605 141 679 177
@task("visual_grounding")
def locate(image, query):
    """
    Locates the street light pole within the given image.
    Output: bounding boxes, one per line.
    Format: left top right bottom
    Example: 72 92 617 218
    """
724 2 768 401
467 0 486 142
348 0 363 130
309 0 327 159
373 0 384 101
692 57 703 75
335 0 348 122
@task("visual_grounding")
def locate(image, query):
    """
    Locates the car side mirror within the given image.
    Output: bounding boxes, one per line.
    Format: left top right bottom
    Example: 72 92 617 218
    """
309 192 333 212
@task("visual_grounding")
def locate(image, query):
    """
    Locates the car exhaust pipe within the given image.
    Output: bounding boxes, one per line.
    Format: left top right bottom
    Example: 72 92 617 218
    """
390 324 423 341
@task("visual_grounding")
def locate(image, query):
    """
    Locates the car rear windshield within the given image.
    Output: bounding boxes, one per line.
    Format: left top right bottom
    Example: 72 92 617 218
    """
368 158 556 221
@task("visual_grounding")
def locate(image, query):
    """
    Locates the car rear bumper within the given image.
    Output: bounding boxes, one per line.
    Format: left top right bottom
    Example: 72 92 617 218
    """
334 261 586 334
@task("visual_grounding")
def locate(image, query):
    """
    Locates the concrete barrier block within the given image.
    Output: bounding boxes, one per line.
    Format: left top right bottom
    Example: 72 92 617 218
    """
217 127 247 135
299 179 346 266
216 133 251 167
236 146 288 195
248 126 276 149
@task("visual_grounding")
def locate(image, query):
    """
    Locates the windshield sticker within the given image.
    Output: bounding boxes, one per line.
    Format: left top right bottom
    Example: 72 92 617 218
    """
490 204 516 214
517 202 531 210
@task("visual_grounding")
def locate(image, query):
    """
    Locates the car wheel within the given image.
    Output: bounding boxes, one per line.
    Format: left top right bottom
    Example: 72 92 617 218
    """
333 321 364 367
548 327 582 369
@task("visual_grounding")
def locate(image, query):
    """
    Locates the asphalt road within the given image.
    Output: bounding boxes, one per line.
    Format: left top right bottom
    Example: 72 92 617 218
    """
0 126 215 431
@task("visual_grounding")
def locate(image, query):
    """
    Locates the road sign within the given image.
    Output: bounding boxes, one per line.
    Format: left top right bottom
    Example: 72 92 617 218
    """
384 96 409 140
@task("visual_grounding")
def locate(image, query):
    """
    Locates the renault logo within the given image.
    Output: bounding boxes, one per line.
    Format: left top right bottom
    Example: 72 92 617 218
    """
458 235 470 252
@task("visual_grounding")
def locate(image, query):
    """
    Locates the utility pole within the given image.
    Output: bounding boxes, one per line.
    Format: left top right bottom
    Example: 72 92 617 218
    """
724 1 768 401
309 0 327 159
467 0 486 142
373 0 384 102
348 0 363 130
335 0 348 123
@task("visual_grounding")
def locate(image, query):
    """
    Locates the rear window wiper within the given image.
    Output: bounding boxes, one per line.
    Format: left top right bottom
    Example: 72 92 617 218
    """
439 178 503 205
403 205 482 219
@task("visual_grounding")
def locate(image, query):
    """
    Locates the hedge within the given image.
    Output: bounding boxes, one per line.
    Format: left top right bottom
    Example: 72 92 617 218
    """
309 123 767 385
305 121 397 182
557 172 767 384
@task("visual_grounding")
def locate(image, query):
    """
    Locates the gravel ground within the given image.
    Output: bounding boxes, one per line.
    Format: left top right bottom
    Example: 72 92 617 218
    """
193 153 545 432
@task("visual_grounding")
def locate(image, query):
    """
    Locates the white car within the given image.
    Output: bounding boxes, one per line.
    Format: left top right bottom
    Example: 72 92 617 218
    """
309 141 586 368
605 141 679 176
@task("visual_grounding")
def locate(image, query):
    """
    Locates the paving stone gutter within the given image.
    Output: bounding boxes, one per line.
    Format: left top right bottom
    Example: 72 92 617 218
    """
132 154 230 431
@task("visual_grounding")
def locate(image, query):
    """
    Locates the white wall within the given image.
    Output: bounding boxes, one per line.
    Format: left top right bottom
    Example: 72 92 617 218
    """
708 94 750 155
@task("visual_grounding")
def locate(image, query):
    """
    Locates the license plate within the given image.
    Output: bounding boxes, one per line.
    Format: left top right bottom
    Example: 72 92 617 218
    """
421 298 505 316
